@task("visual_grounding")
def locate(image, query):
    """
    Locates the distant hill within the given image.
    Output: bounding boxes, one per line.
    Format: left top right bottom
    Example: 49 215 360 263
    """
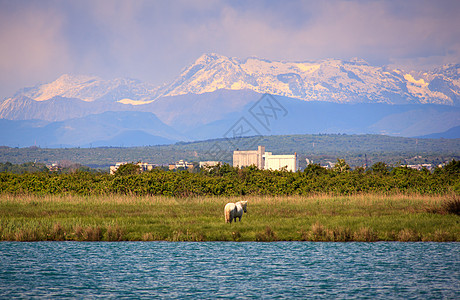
0 111 184 147
1 94 459 147
0 134 458 169
417 126 460 139
187 97 460 140
87 130 176 148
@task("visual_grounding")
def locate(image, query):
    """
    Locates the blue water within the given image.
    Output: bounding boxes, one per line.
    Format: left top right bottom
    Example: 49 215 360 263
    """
0 242 458 299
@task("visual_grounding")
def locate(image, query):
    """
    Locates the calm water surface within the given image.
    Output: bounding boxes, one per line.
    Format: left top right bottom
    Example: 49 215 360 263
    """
0 242 458 299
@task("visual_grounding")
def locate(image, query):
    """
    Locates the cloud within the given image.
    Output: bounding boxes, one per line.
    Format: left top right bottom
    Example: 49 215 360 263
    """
0 1 73 94
208 0 460 65
0 0 459 98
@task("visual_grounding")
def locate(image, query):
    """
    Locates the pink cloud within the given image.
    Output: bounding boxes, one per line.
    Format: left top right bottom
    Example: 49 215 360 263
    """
0 0 459 98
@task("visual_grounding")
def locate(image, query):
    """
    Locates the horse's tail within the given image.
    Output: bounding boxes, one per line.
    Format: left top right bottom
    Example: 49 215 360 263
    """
224 204 231 223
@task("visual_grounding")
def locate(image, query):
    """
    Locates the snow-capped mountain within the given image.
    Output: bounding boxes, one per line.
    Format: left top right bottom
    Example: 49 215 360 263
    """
1 53 460 147
15 74 160 103
3 53 459 109
0 74 161 121
160 53 460 106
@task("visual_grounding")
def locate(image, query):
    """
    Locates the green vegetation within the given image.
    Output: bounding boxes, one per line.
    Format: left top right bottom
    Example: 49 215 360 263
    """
0 194 458 242
1 160 459 196
0 161 93 174
0 162 49 174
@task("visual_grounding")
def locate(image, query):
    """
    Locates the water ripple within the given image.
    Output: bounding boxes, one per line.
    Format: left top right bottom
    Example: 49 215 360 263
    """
0 242 458 299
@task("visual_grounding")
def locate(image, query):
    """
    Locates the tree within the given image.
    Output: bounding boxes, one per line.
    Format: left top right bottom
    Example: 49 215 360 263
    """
114 163 140 176
304 163 328 176
333 159 350 173
443 159 460 176
371 162 390 175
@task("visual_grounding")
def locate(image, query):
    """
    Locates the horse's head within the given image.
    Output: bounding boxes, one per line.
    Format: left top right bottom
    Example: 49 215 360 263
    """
240 201 248 213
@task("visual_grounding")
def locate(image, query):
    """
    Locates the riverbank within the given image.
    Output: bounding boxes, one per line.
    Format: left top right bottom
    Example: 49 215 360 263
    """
1 194 458 242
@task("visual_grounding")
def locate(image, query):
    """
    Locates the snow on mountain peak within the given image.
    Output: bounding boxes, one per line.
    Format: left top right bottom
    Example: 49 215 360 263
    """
6 53 460 107
17 74 160 103
194 53 228 64
160 54 459 105
20 74 106 102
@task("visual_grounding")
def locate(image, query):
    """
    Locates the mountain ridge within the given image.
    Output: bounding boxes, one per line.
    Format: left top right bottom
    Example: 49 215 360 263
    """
0 111 184 147
1 97 459 148
1 53 459 147
158 53 460 105
2 53 459 109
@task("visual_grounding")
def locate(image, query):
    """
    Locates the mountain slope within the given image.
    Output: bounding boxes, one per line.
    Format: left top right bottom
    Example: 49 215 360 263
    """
1 91 459 147
88 130 176 148
1 54 459 122
0 111 184 147
159 53 460 105
0 95 110 121
417 126 460 139
188 97 460 140
16 74 160 103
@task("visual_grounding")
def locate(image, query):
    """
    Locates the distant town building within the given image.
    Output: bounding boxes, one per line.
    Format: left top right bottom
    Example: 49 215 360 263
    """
401 164 433 171
110 162 156 175
169 160 194 170
264 152 299 172
110 162 124 174
46 163 60 172
233 146 266 169
199 161 221 168
233 145 299 171
322 161 335 169
138 162 156 172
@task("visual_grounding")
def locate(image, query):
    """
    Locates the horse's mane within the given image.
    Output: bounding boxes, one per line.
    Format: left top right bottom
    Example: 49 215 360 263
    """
236 201 248 211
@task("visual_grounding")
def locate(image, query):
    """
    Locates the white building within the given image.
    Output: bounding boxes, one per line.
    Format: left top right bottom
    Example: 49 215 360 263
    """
233 146 299 171
169 160 194 170
233 146 265 169
264 152 299 172
199 161 221 168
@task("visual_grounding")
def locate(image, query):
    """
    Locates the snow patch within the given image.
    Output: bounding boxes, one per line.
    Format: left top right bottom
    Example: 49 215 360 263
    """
118 99 155 105
404 74 428 87
296 63 320 73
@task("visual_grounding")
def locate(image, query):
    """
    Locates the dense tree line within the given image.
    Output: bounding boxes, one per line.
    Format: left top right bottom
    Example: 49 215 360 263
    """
0 162 49 174
0 160 458 196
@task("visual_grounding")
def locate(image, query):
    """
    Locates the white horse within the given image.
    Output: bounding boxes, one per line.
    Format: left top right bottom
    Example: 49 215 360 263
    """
224 201 248 223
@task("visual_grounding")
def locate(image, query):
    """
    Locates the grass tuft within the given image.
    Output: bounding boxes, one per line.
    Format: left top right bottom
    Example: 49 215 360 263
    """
353 227 378 242
170 229 206 242
142 232 163 241
106 224 124 241
51 223 65 241
74 225 102 241
231 231 241 241
397 229 420 242
443 194 460 215
311 222 326 241
256 226 277 242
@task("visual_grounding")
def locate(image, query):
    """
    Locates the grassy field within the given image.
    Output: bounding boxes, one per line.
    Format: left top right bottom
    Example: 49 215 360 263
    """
0 194 459 242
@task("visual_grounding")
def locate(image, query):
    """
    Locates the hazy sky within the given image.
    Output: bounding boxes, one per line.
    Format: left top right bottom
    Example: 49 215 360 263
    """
1 0 459 98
